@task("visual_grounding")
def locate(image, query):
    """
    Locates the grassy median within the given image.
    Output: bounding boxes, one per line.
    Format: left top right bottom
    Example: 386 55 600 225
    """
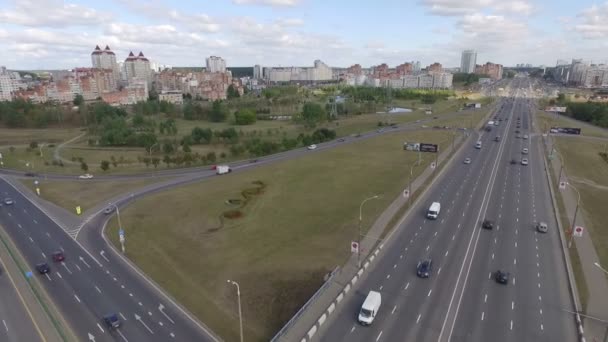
105 129 458 341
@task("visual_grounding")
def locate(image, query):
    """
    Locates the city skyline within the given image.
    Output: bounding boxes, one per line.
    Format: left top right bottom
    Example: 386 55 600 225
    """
1 0 607 70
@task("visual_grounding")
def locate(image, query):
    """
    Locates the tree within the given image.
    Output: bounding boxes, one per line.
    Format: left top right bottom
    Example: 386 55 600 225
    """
100 160 110 172
29 141 38 149
162 140 175 154
163 155 172 168
301 103 326 128
227 84 240 99
210 100 229 122
80 162 89 172
234 108 257 125
183 143 191 153
143 157 151 168
191 127 213 144
73 94 84 106
206 152 216 163
151 157 160 168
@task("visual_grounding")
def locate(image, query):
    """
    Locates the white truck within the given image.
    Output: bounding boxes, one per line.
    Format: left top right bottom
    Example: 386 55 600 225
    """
427 202 441 219
216 165 231 175
358 291 381 325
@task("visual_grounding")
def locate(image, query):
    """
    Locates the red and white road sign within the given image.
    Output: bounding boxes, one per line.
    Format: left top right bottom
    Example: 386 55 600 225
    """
573 226 584 237
403 189 410 198
351 241 359 253
559 181 566 190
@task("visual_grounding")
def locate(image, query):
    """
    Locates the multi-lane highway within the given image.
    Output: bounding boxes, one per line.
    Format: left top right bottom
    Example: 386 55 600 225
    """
0 180 219 342
317 79 577 342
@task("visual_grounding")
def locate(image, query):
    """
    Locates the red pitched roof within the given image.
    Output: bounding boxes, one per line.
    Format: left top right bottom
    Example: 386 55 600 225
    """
103 45 115 55
91 45 102 55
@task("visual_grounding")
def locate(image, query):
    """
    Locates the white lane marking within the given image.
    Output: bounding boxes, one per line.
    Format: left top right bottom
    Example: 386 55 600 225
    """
17 224 22 229
350 326 356 333
394 264 397 269
62 262 72 274
135 314 154 334
438 267 442 275
56 272 62 279
74 294 81 303
538 272 540 278
481 312 485 321
392 306 397 314
514 258 517 265
538 296 542 301
100 250 110 262
28 236 34 243
379 285 383 290
417 314 422 324
386 274 391 279
139 302 143 306
428 289 432 297
426 245 430 251
541 324 544 331
434 231 438 236
488 272 492 279
97 323 105 333
79 256 91 268
33 219 37 224
513 277 516 285
445 251 449 257
538 283 541 288
540 308 543 315
45 273 52 281
484 294 487 303
41 252 46 259
95 286 102 294
2 320 7 332
405 282 410 290
512 301 515 310
491 253 494 260
119 312 127 321
376 331 383 342
45 232 50 237
452 235 456 241
129 293 133 297
117 329 129 342
121 285 125 289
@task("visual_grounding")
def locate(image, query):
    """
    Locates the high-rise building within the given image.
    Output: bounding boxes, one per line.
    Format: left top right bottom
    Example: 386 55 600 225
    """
460 50 477 74
124 51 152 87
475 62 503 80
91 45 119 87
206 56 226 73
253 65 263 79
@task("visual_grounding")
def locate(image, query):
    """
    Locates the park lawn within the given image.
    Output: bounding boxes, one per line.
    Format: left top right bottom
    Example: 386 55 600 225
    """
0 145 83 174
104 129 458 342
537 111 608 138
0 127 83 146
554 137 608 271
20 177 172 213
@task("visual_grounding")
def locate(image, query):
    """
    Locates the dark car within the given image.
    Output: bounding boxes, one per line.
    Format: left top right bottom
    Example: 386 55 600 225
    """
515 130 520 134
416 259 433 278
25 172 38 177
494 136 500 142
482 219 494 229
103 314 121 329
249 159 258 163
495 270 510 284
36 263 50 274
338 138 345 142
51 251 65 262
103 207 113 215
510 159 517 165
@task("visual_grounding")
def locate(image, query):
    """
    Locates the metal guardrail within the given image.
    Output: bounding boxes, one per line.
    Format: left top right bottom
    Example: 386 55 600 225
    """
270 266 340 342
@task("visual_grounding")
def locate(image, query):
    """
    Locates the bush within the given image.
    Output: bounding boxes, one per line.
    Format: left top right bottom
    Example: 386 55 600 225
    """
234 108 257 125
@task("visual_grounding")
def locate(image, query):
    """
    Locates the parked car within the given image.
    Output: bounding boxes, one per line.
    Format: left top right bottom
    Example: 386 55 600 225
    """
307 144 317 150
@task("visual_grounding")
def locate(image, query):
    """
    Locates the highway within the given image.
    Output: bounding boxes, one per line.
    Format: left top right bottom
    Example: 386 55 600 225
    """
317 78 577 342
0 180 219 342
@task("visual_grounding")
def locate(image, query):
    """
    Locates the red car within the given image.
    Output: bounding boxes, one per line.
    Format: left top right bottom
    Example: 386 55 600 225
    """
52 251 65 262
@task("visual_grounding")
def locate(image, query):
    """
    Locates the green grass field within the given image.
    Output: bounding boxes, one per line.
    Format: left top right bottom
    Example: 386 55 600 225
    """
537 111 608 138
554 137 608 275
20 177 172 213
104 129 460 341
0 127 83 146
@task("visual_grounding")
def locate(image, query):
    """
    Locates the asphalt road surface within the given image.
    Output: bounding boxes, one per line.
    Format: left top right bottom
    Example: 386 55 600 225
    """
0 180 219 342
317 79 577 342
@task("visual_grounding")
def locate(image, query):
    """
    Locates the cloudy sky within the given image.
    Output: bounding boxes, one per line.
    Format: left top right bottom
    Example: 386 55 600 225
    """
1 0 607 70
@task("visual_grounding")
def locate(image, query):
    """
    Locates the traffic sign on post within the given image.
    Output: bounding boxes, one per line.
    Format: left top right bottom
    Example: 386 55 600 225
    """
351 241 359 253
573 226 584 237
403 189 410 198
559 181 566 190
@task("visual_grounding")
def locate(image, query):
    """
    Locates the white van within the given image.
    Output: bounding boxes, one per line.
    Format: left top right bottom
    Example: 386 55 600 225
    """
358 291 381 325
475 141 482 149
427 202 441 219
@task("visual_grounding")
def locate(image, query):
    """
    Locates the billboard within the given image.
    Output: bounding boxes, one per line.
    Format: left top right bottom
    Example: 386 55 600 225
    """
545 106 567 113
404 142 438 152
550 127 582 135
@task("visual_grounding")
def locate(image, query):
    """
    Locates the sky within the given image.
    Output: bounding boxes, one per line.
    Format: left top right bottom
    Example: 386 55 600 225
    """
1 0 607 70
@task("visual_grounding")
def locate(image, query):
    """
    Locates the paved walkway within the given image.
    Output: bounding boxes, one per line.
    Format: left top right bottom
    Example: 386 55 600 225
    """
545 133 608 341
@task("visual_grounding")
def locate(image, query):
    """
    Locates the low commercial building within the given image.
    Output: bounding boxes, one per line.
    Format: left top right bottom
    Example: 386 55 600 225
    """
266 60 332 83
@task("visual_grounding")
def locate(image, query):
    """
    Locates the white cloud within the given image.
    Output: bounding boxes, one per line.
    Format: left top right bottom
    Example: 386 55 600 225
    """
421 0 533 16
232 0 301 7
0 0 112 27
573 2 608 39
274 18 305 27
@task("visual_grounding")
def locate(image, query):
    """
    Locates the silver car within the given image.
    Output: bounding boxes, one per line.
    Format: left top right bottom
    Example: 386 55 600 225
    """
536 222 548 233
464 158 472 164
521 158 529 165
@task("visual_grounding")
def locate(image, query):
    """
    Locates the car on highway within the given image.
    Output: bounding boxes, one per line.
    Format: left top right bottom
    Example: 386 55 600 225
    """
103 313 121 329
358 291 381 325
494 136 500 142
522 148 529 154
482 219 494 229
3 198 13 205
377 129 384 133
307 144 317 150
495 270 510 284
25 172 38 177
521 158 529 165
36 262 50 274
536 221 548 233
103 207 114 215
523 134 529 139
338 138 345 142
510 159 517 165
79 173 94 179
52 251 65 262
464 158 472 164
416 259 433 278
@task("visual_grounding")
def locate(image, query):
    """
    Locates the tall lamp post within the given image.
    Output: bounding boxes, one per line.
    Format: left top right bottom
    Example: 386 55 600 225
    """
227 280 244 342
358 195 379 268
110 204 125 253
554 149 582 249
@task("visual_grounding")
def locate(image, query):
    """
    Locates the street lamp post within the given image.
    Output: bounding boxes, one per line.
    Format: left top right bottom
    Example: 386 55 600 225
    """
567 183 581 249
149 143 159 156
226 280 244 342
110 204 125 253
358 195 379 268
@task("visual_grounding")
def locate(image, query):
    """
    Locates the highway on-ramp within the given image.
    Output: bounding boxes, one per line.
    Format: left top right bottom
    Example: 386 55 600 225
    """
316 79 577 342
